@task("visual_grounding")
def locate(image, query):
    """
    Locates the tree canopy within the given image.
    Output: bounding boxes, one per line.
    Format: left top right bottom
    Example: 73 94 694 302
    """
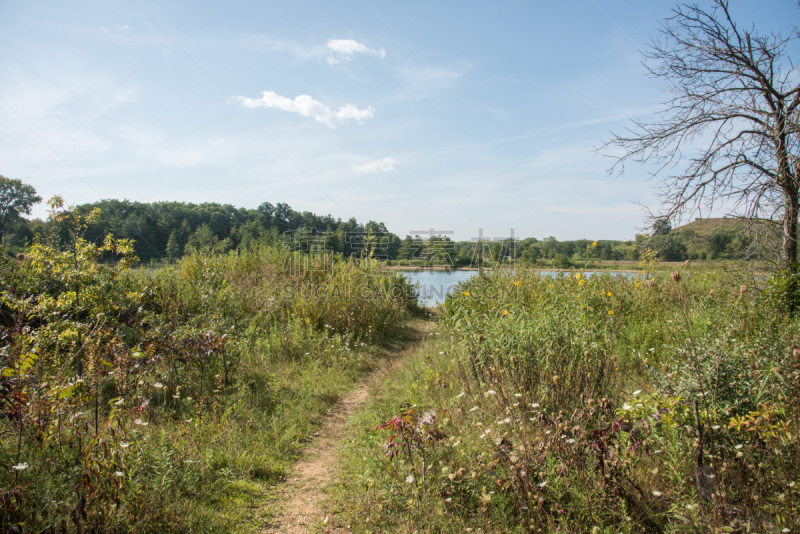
0 176 41 242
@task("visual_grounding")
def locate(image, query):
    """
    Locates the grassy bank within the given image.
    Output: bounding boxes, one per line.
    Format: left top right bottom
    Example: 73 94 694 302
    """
0 210 420 533
333 264 800 533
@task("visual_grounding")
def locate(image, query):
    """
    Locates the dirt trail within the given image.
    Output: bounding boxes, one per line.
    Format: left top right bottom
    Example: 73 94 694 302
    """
261 319 435 534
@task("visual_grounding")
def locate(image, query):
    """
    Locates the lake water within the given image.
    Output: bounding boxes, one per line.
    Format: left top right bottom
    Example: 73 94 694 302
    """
402 269 480 307
402 269 636 307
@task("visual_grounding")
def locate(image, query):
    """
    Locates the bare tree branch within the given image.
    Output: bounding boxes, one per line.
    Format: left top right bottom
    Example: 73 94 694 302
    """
602 0 800 271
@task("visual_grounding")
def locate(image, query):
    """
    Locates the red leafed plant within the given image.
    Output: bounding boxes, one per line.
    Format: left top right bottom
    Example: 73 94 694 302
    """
376 406 446 483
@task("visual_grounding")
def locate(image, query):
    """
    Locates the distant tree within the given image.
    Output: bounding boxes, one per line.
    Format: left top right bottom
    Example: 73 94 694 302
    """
165 231 182 259
0 176 41 242
708 232 733 259
185 224 218 254
652 218 671 236
650 234 688 261
521 246 539 265
605 1 800 271
553 253 572 269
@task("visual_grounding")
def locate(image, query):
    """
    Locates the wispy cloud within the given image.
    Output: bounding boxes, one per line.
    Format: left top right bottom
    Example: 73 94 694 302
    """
326 38 385 65
233 91 375 128
354 157 397 173
393 65 467 100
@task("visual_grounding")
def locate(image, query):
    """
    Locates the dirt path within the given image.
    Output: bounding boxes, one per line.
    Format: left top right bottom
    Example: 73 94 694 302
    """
261 319 435 534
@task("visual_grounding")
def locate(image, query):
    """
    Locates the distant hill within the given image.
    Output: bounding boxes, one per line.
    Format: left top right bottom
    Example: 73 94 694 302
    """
671 217 780 260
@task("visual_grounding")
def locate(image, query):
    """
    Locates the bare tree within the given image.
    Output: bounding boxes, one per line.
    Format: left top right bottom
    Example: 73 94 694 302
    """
604 0 800 272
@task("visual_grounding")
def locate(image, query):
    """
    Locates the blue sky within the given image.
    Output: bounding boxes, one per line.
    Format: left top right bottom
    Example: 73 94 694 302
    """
1 1 797 241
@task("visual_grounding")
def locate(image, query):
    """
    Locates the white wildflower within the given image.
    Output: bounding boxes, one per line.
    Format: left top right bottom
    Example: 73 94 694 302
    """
12 463 28 471
406 475 414 483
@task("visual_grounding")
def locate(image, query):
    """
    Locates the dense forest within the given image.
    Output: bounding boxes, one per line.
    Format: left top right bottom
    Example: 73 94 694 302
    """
3 196 770 267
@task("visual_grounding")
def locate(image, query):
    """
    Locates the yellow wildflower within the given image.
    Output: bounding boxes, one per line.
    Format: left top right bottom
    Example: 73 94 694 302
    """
607 291 612 296
503 310 509 315
463 291 469 296
608 310 614 315
592 242 597 247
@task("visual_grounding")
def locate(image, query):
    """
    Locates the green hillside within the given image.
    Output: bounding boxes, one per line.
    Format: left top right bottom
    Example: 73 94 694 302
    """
670 217 780 260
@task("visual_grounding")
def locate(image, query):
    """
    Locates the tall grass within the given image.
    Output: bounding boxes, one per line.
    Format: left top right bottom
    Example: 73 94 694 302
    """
0 235 420 532
334 266 800 533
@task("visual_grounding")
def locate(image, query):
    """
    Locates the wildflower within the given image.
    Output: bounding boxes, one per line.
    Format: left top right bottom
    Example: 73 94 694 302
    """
514 393 522 397
120 442 130 448
12 463 28 470
575 273 581 279
115 471 124 477
153 382 163 389
504 418 511 424
608 310 614 315
406 475 414 483
503 310 509 315
463 291 470 296
566 438 575 444
532 403 540 408
607 291 612 296
592 242 597 247
486 390 497 395
579 280 585 286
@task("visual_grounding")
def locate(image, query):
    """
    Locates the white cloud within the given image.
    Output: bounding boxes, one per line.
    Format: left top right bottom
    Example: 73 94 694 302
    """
354 157 397 173
233 91 375 128
327 39 385 65
116 24 130 31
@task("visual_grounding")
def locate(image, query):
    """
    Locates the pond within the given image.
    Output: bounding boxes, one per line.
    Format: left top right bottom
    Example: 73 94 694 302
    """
402 268 637 307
